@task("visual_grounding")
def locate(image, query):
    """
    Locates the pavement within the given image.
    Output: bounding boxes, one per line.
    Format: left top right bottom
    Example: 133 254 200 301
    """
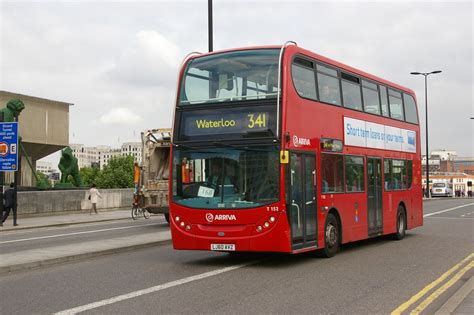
0 206 471 314
0 209 132 231
0 209 171 275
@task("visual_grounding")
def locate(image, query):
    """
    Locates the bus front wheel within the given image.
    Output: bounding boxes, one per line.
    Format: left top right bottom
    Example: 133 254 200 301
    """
321 213 340 258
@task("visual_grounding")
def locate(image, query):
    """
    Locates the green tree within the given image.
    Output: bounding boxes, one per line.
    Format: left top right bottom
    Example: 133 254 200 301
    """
36 171 51 189
80 166 100 187
96 155 135 189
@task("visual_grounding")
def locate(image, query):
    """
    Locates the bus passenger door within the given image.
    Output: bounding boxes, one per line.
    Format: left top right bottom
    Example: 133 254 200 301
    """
367 157 383 236
288 152 317 251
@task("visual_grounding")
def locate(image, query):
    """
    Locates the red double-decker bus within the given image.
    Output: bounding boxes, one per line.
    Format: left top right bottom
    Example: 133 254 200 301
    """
170 42 422 257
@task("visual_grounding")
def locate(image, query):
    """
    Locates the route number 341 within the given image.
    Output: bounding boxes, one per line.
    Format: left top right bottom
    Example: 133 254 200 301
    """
247 113 267 129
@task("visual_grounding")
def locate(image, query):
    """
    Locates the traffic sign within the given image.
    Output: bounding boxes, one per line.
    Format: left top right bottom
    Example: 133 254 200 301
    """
0 122 19 172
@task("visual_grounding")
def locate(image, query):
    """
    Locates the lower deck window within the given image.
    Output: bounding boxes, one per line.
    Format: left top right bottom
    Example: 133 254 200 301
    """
345 156 365 192
321 154 344 193
385 159 412 190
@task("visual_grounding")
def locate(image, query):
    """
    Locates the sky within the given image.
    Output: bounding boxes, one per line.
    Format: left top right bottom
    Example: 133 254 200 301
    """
0 0 473 168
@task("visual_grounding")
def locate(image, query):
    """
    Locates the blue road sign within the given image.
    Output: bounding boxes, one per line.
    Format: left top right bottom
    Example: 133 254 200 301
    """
0 122 19 172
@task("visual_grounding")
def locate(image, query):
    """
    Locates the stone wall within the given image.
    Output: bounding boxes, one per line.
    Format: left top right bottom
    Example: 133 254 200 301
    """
18 188 133 216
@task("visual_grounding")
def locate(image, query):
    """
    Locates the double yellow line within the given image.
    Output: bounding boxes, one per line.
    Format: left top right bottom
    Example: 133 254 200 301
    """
391 252 474 315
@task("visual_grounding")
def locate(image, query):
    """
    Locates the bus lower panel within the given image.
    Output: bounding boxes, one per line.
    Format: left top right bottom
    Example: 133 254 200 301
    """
171 221 292 253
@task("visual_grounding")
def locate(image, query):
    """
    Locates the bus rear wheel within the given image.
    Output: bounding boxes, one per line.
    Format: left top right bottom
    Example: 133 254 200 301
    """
321 213 339 258
393 206 406 240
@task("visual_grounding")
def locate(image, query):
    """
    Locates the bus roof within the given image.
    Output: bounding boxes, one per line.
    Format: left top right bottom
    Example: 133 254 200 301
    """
187 44 415 96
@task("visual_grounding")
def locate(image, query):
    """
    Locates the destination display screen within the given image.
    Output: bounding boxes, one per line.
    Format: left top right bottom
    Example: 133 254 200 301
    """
177 104 277 141
320 138 343 152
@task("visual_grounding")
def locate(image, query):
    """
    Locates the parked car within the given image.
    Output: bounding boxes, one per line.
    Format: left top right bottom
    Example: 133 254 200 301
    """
431 182 453 197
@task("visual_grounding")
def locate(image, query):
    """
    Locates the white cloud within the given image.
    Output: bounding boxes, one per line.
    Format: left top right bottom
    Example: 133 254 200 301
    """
1 1 472 156
106 30 181 87
99 108 143 125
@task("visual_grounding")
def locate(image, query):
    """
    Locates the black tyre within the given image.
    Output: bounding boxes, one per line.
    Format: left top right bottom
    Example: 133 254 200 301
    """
143 209 151 219
321 213 340 258
393 206 406 240
164 213 170 224
131 207 139 220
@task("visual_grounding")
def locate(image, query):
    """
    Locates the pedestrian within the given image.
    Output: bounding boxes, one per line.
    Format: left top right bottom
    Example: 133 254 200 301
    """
88 184 102 214
2 183 17 226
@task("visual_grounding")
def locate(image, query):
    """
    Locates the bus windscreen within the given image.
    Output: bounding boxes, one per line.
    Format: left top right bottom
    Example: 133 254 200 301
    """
172 146 280 210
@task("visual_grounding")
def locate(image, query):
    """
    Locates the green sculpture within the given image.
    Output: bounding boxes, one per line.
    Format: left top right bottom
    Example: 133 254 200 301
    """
58 146 82 187
0 99 25 122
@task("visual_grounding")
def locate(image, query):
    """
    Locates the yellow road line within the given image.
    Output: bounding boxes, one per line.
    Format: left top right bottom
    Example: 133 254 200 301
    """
410 261 474 314
391 253 474 315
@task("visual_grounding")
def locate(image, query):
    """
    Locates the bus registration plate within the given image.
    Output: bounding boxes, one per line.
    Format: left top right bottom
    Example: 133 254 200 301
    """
211 244 235 251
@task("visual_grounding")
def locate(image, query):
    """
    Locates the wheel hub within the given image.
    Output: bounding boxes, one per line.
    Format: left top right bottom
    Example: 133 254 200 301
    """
326 224 337 247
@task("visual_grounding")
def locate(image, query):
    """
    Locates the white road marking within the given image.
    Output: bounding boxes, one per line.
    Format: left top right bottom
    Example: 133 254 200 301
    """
55 261 256 315
0 223 160 244
427 217 474 220
423 203 474 218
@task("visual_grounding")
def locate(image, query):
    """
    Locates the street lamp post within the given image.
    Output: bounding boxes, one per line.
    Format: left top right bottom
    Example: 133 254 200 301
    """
208 0 213 52
410 70 442 198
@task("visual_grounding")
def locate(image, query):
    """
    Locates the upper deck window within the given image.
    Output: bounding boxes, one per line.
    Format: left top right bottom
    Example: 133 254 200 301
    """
341 72 363 111
179 49 280 105
362 80 381 115
403 94 419 124
291 58 317 100
379 86 390 117
317 64 341 106
389 89 404 120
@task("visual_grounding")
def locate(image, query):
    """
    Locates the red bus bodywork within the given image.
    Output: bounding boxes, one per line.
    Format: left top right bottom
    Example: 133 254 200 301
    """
170 44 422 254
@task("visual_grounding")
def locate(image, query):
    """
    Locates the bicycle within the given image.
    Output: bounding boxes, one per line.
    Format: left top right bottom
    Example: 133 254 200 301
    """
131 204 151 220
131 193 149 220
131 192 151 220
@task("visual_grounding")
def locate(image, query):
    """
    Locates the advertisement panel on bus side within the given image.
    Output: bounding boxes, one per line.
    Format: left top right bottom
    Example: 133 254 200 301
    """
344 117 416 153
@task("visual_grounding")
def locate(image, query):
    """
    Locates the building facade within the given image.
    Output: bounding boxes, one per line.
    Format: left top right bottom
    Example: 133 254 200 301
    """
0 90 71 187
36 161 53 174
120 142 142 163
71 142 141 170
422 150 474 176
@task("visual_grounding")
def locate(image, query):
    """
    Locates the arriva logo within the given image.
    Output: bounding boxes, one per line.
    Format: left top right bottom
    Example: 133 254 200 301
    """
205 213 237 223
293 135 311 147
